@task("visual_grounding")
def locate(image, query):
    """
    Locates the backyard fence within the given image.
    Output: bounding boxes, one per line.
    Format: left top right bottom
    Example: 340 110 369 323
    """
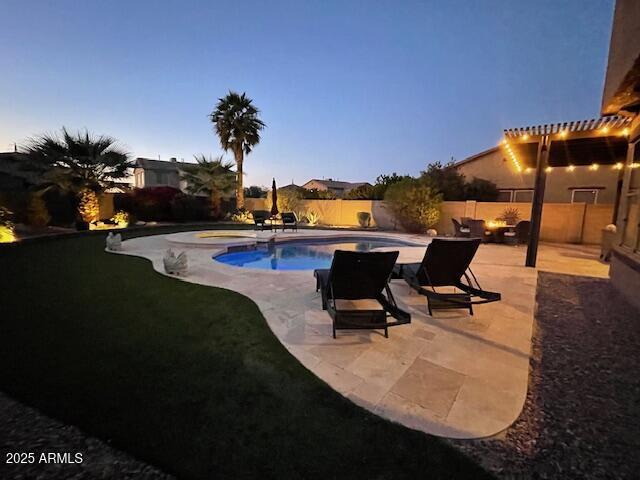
244 198 614 245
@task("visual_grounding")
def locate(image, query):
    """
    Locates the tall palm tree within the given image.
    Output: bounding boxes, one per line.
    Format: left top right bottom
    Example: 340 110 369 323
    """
25 127 133 195
179 155 237 216
210 91 265 209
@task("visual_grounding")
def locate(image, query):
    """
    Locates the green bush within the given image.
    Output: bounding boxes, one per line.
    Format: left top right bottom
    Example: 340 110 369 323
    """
464 178 499 201
384 179 442 233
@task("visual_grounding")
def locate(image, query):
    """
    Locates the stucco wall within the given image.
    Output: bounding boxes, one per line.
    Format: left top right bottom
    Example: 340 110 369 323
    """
602 0 640 114
245 198 614 245
455 147 622 203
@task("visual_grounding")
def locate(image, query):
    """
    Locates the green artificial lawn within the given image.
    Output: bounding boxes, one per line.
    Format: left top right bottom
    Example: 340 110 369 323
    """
0 228 493 479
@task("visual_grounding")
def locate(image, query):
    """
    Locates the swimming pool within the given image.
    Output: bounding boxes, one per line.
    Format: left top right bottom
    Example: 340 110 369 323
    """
213 237 415 270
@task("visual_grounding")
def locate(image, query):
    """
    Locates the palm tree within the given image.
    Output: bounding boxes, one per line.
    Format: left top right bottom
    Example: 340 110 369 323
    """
179 155 237 216
25 127 133 195
210 91 265 209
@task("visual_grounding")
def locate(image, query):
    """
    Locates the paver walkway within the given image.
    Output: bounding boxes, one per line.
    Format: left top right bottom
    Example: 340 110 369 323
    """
111 230 607 439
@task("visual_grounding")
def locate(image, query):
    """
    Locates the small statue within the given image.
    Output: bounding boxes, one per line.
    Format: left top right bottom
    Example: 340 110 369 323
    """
106 232 122 251
163 249 188 275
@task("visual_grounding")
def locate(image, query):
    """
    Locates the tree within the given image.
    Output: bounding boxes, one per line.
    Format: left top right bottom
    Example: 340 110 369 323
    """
179 155 237 216
25 128 132 195
372 173 412 199
77 189 99 223
420 162 466 200
210 92 265 209
464 178 499 201
384 178 442 233
244 185 268 198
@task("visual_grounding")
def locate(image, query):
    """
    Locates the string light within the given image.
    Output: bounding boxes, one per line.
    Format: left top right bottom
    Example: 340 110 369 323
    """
631 163 640 169
525 167 533 173
600 126 610 134
614 162 624 170
522 134 530 140
545 166 552 173
589 163 599 171
503 142 522 172
559 130 568 139
620 128 629 137
567 165 576 172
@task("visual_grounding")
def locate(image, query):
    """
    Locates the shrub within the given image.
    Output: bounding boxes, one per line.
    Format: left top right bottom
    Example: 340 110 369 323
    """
498 207 521 225
120 187 181 221
170 193 210 222
78 189 99 223
384 178 442 233
42 189 77 226
275 188 303 213
111 210 130 227
345 185 375 200
26 193 51 227
0 207 16 243
305 210 320 226
357 211 371 228
303 188 336 200
230 208 252 223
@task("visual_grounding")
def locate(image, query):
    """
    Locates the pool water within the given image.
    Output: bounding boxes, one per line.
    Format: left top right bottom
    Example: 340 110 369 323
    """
213 237 413 270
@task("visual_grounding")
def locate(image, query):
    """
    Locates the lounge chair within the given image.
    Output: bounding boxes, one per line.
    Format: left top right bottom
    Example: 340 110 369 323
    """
314 251 410 338
252 210 272 231
398 238 500 316
452 218 470 237
281 212 298 231
504 220 530 245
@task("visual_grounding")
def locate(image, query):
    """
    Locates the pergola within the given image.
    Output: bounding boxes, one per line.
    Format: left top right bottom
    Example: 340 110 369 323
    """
501 115 635 267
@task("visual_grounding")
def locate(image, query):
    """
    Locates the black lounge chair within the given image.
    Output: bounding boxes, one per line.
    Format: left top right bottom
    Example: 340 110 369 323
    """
398 238 500 316
252 210 272 231
281 212 298 231
314 251 410 338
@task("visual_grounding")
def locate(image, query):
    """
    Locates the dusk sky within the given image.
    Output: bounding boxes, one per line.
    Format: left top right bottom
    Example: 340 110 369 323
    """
1 0 614 188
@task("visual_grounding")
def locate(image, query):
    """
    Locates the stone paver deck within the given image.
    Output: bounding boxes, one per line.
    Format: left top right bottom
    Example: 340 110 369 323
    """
110 229 607 439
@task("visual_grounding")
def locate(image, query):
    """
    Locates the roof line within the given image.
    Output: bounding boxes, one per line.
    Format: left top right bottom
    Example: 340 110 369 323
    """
452 146 500 168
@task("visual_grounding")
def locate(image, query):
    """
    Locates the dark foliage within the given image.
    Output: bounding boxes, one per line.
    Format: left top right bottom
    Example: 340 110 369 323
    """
170 193 210 222
244 185 268 198
464 178 499 201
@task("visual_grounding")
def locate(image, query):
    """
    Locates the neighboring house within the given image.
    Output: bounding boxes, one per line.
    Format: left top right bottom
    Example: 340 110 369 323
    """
302 179 372 198
453 141 624 204
133 157 182 190
0 152 39 191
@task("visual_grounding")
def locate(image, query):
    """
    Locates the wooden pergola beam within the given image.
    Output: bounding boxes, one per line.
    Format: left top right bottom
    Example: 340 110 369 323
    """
525 136 549 267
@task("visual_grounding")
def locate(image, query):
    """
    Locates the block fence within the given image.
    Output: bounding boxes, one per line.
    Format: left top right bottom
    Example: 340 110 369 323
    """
244 198 614 245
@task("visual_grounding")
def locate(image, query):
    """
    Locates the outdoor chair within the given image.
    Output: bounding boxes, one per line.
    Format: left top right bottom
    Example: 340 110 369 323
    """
452 218 470 237
252 210 272 231
314 250 411 338
504 220 531 245
467 219 492 242
397 238 501 316
461 217 473 227
281 212 298 231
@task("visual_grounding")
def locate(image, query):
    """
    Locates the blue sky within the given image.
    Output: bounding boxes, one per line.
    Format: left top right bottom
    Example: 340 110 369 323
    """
0 0 614 187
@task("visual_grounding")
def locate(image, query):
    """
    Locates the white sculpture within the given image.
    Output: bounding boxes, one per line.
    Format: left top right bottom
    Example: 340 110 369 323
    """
163 249 188 275
106 232 122 251
426 229 438 237
605 224 617 232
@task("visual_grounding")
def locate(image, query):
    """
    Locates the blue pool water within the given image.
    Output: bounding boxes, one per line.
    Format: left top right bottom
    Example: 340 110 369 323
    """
213 237 414 270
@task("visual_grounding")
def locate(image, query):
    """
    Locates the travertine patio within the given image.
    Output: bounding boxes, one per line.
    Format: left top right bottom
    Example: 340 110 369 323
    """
110 230 607 439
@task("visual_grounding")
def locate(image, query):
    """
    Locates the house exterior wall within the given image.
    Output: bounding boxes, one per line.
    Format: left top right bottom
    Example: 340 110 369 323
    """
601 0 640 114
134 167 181 189
455 147 621 204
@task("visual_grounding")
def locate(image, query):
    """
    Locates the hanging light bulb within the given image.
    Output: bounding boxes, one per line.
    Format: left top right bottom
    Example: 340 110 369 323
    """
590 163 599 171
567 165 576 172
